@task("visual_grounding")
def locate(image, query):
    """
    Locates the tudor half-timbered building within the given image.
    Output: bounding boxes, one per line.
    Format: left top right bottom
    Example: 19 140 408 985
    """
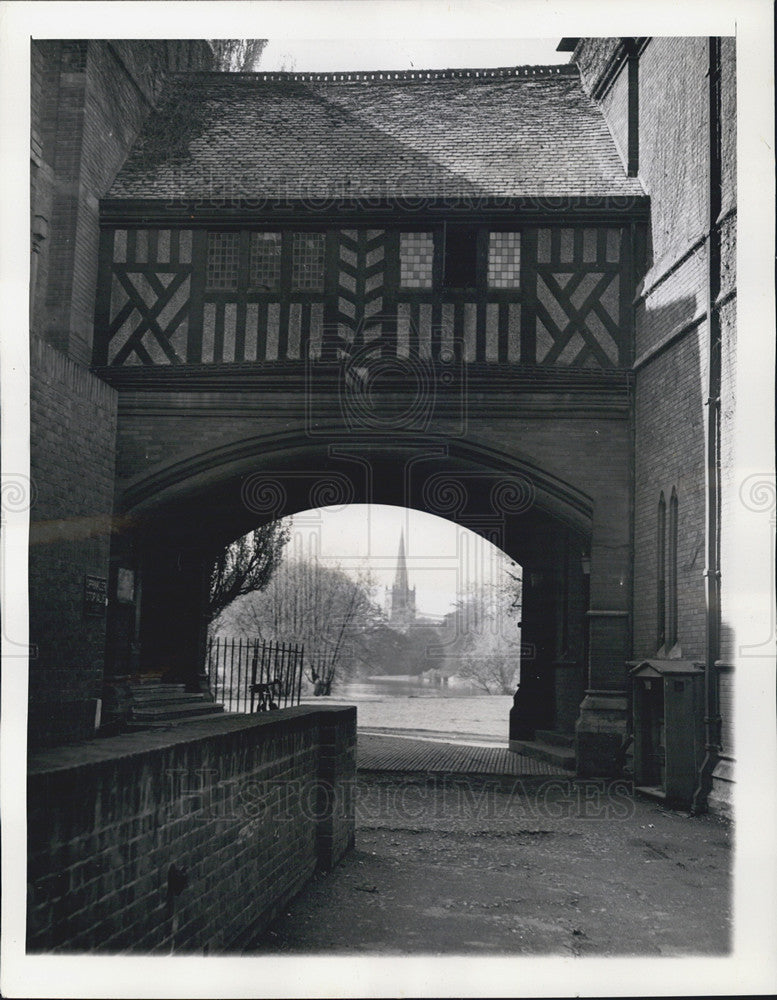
88 65 648 781
93 67 641 373
24 38 743 955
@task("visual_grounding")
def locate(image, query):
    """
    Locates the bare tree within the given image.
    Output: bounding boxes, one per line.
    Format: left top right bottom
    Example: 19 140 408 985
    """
443 577 522 694
208 520 291 623
209 40 268 72
218 556 383 693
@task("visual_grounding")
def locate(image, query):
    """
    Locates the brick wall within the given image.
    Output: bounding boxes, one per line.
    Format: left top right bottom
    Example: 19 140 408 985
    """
630 39 736 667
29 336 118 745
718 294 737 670
632 328 708 660
30 41 58 334
35 41 89 357
600 64 629 174
635 249 707 361
27 707 356 953
628 37 735 764
637 38 709 268
113 403 630 599
30 41 214 363
573 38 624 97
719 37 737 216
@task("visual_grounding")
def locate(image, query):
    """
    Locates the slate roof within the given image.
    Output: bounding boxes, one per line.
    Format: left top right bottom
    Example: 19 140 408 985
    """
108 66 645 205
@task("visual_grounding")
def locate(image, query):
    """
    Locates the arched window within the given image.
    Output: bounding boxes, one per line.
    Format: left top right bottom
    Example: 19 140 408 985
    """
657 492 666 650
667 488 679 648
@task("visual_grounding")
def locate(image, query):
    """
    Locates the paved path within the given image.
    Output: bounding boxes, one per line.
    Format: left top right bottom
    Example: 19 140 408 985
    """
247 767 732 956
357 732 568 777
245 728 731 957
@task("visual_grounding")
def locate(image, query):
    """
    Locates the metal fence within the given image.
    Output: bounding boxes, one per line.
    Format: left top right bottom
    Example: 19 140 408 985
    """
207 637 304 713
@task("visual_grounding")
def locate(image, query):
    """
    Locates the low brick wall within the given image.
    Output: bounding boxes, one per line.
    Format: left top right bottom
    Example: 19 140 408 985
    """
27 707 356 954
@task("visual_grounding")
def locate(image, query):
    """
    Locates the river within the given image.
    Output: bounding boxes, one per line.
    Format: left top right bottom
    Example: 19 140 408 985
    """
334 675 490 699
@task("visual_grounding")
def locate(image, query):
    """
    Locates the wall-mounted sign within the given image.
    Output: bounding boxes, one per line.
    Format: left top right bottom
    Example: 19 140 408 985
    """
84 575 107 618
117 567 135 603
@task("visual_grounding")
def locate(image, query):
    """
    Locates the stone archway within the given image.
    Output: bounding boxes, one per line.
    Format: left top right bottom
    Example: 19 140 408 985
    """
106 429 630 775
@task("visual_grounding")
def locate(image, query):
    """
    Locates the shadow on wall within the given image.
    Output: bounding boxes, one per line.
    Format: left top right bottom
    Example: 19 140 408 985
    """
633 290 705 660
113 75 499 200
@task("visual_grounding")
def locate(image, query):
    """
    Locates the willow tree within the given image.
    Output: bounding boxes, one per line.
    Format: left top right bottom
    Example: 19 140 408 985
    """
208 520 291 623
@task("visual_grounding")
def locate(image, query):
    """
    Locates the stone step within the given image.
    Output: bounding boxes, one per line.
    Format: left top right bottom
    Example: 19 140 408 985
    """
128 678 181 688
534 729 575 749
508 739 576 770
127 708 230 729
130 686 206 705
129 681 185 694
132 700 223 722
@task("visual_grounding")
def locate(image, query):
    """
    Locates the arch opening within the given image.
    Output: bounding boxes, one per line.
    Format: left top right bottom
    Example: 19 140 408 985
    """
208 505 525 727
106 436 594 745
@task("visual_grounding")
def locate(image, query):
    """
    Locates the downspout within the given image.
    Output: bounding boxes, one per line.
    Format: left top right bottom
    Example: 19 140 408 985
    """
692 37 723 815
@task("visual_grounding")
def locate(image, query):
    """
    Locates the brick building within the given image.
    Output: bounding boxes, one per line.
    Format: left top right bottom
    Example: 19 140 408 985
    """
26 40 356 956
24 37 738 953
563 37 737 813
29 40 217 741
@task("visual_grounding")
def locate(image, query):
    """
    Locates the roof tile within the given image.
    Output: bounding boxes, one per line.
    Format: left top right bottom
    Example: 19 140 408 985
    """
109 66 645 203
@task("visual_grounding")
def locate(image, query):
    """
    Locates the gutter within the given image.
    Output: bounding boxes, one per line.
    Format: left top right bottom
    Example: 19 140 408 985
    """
692 37 723 815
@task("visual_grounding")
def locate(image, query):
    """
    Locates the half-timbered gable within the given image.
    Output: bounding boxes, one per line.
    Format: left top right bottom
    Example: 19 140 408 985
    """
93 67 647 373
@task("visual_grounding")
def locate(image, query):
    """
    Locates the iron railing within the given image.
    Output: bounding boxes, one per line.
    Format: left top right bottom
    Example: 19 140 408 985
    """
207 637 304 713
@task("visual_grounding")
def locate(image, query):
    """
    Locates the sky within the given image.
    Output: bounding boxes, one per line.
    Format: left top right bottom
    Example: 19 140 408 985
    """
282 504 519 618
259 38 570 72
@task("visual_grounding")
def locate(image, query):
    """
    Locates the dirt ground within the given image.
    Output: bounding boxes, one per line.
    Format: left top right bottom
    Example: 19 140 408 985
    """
247 772 732 957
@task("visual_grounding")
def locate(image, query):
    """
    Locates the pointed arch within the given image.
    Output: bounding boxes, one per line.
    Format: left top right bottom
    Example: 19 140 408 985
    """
657 491 666 651
667 487 679 649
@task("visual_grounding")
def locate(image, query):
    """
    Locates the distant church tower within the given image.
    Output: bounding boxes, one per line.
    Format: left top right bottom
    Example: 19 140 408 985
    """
389 531 416 629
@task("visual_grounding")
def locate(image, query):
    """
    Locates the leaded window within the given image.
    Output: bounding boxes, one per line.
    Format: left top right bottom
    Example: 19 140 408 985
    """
206 232 240 290
400 232 434 288
488 232 521 288
292 233 325 290
249 232 282 289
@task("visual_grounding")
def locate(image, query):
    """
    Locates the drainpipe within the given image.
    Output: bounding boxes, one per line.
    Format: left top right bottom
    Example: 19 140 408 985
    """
692 37 723 815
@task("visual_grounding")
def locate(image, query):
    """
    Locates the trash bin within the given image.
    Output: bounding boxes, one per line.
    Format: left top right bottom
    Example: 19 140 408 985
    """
629 659 705 808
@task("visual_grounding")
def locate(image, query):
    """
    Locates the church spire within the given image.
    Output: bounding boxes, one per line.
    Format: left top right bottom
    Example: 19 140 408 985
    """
394 530 409 591
390 529 416 629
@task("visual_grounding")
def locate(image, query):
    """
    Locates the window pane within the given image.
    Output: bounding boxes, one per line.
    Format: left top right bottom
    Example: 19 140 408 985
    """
206 232 240 290
400 232 434 288
249 232 282 289
292 233 325 291
488 232 521 288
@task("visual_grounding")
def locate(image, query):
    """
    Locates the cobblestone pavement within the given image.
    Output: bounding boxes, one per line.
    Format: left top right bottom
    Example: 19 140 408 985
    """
358 732 567 777
246 734 732 956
